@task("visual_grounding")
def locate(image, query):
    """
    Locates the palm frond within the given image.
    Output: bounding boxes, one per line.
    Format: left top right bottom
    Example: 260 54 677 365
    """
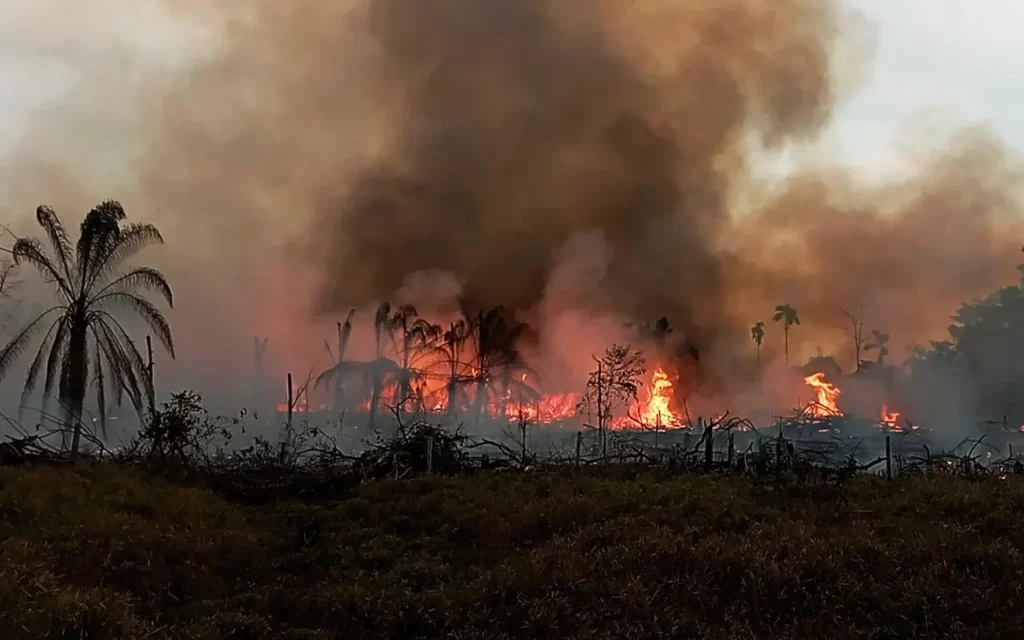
34 205 76 286
86 222 165 291
19 316 64 420
11 239 74 300
91 267 173 307
92 292 174 357
41 319 70 401
92 318 147 415
77 201 126 289
93 339 108 440
0 307 63 380
90 325 129 409
21 316 63 396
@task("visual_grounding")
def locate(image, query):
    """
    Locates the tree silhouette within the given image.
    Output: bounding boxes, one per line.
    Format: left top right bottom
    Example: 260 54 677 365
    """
366 302 399 431
750 321 765 369
840 305 867 372
462 305 532 425
772 304 800 367
578 344 645 461
0 202 174 458
865 329 890 367
317 309 355 412
389 304 441 416
435 319 471 416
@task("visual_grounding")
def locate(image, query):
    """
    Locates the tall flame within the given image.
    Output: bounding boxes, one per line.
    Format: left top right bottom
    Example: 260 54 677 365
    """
639 368 681 427
803 372 841 417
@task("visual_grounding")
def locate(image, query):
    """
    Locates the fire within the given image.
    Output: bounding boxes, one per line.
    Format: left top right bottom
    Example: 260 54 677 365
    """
803 372 841 417
607 367 686 429
506 392 579 424
638 367 683 428
880 404 900 426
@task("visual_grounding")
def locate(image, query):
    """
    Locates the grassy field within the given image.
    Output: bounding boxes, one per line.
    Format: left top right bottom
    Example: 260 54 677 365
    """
2 465 1024 639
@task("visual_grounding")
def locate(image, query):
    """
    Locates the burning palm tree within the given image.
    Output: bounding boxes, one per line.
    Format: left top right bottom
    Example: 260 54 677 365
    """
0 202 174 458
773 304 800 367
389 304 441 416
463 305 533 425
435 319 472 417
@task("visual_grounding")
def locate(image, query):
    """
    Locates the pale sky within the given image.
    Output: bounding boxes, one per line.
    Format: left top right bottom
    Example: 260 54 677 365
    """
0 0 1022 178
825 0 1024 171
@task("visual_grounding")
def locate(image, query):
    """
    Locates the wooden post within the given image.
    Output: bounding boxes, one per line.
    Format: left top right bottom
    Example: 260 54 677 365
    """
286 373 294 441
393 452 399 480
575 431 582 468
727 432 735 467
596 360 605 463
703 418 713 467
775 428 784 481
427 435 434 474
885 435 892 481
146 335 155 415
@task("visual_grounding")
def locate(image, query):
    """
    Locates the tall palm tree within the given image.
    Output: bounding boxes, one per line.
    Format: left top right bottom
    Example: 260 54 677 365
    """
865 329 890 367
750 321 765 370
772 304 800 368
0 202 174 458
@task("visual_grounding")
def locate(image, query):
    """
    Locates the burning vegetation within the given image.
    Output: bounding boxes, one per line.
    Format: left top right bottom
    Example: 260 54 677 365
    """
2 0 1024 463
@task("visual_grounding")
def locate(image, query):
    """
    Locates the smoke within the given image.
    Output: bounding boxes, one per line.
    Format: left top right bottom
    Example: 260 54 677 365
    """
1 0 1024 415
300 0 843 333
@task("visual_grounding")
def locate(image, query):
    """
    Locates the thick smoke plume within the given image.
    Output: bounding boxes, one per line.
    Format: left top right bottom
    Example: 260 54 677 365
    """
1 0 1024 407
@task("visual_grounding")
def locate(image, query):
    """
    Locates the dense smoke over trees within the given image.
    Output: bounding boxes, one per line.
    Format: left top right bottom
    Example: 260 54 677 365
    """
1 0 1023 401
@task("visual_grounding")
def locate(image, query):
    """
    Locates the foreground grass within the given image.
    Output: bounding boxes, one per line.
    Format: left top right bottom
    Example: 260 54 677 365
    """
2 466 1024 639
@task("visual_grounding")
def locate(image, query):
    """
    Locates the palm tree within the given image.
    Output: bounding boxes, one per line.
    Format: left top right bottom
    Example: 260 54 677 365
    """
389 304 440 416
772 304 800 368
750 321 765 369
0 202 174 458
366 302 398 431
865 330 890 367
430 319 478 417
463 305 532 425
318 309 355 412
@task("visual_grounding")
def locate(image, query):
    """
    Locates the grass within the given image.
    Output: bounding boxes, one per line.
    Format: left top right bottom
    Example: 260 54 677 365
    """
3 465 1024 639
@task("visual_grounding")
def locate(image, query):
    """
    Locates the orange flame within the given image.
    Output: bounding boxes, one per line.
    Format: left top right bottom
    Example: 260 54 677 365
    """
607 366 686 429
880 404 900 426
639 368 682 427
803 372 841 417
506 392 579 424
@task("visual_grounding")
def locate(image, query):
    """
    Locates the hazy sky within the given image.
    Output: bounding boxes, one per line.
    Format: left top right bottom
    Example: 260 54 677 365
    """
0 0 1021 181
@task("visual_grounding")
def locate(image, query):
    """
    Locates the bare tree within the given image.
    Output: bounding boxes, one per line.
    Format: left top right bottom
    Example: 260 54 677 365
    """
578 344 645 462
840 304 867 372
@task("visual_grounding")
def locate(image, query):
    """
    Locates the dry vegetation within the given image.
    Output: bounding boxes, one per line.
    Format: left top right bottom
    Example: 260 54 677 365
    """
3 464 1024 639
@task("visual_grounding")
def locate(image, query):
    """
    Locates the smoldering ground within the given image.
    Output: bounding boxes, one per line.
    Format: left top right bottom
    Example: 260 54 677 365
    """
1 0 1023 416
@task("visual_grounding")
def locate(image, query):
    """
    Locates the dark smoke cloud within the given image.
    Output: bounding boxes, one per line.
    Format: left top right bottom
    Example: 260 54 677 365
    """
303 0 842 337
